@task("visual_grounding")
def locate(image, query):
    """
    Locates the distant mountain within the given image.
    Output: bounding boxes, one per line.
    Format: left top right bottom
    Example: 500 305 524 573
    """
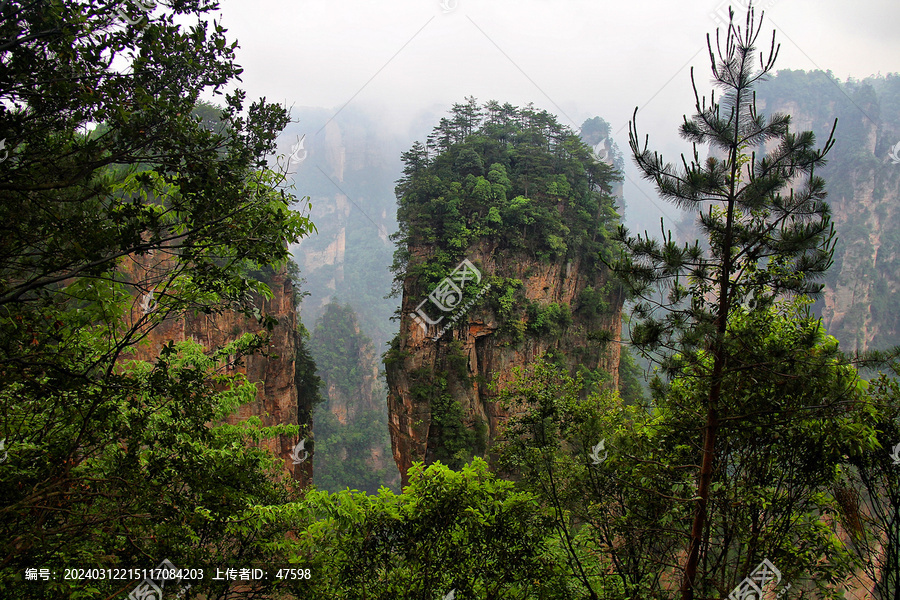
756 70 900 352
282 106 407 354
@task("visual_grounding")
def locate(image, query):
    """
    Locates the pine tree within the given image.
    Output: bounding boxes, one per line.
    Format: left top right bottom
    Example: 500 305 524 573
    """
614 4 837 597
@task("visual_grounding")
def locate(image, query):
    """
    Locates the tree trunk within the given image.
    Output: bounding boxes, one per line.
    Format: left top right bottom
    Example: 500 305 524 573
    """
680 368 723 599
681 82 741 597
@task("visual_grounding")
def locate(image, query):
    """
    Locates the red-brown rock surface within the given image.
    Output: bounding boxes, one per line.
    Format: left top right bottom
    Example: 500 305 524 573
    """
125 257 313 486
386 246 623 486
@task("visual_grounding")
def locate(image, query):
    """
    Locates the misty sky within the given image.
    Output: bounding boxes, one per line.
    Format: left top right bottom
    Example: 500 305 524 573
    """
206 0 899 231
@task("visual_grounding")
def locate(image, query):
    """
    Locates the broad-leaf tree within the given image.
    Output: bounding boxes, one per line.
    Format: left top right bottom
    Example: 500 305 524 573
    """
276 459 563 600
839 372 900 600
0 1 314 597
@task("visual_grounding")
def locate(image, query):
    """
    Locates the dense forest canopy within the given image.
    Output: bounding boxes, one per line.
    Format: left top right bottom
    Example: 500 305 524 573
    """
391 97 622 288
0 2 317 598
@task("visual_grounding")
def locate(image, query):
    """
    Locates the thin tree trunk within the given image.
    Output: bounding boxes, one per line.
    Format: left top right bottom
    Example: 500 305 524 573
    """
681 81 741 598
680 365 723 599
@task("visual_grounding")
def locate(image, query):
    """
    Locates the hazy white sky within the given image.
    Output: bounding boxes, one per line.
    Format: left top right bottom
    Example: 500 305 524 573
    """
206 0 899 230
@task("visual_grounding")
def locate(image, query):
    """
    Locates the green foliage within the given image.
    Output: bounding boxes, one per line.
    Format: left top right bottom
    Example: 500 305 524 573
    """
575 364 612 395
496 357 644 599
577 284 613 316
472 415 489 457
580 116 611 142
652 302 875 598
0 338 305 599
526 301 573 336
281 459 564 599
447 340 470 380
455 146 485 177
388 101 625 401
617 346 647 406
497 311 878 599
310 301 396 494
0 2 315 596
491 276 524 322
391 99 622 295
313 407 395 496
405 365 483 469
608 7 866 596
295 317 324 425
310 301 370 397
838 373 900 599
431 391 479 468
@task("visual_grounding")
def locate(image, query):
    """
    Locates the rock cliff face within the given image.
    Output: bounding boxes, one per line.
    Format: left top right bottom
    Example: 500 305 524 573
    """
386 249 623 485
321 333 381 427
127 258 314 486
820 155 900 352
282 108 404 491
287 108 401 352
310 301 399 492
756 71 900 352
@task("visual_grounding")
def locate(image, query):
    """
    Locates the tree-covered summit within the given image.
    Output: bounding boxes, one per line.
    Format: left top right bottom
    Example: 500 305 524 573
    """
391 98 623 286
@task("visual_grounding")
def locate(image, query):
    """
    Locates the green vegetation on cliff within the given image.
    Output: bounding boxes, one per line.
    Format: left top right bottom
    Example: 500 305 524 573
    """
311 301 396 493
311 301 371 397
391 97 623 298
615 12 842 593
386 100 627 472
